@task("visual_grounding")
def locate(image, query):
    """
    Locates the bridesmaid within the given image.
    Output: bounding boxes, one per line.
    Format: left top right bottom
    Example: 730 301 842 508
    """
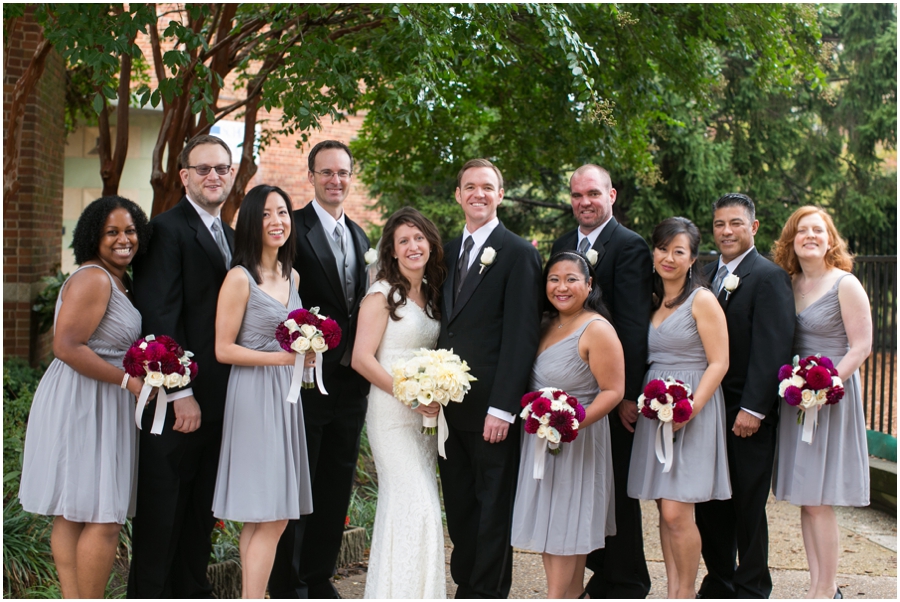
212 185 313 598
511 251 621 599
771 207 871 600
626 217 731 599
18 197 150 598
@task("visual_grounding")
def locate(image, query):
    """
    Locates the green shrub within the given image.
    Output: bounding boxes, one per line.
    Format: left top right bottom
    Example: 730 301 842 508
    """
31 271 67 335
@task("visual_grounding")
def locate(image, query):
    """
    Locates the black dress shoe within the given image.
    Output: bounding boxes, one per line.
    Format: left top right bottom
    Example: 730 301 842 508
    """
833 587 843 599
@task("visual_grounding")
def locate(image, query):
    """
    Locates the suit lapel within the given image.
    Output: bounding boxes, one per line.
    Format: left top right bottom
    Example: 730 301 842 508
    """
302 204 347 312
719 248 759 311
180 198 229 277
449 223 507 322
347 218 370 305
590 217 619 266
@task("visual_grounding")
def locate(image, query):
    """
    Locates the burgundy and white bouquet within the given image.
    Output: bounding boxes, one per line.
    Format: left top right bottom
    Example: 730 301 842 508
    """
276 307 341 402
392 348 477 458
520 388 586 479
778 354 843 443
638 377 694 473
124 334 198 435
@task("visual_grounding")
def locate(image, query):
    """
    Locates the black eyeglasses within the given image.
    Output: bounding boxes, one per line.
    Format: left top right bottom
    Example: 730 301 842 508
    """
186 164 231 176
311 169 353 180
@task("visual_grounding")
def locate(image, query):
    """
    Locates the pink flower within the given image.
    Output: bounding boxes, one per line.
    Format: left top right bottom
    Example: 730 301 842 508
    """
574 403 586 423
777 364 794 381
643 379 667 399
319 318 342 349
796 367 808 378
798 357 811 368
156 335 183 357
144 342 167 362
668 384 687 401
521 391 542 408
817 356 835 372
784 386 802 406
805 366 832 390
524 416 540 434
146 361 161 372
187 361 199 379
673 400 693 423
655 394 670 405
123 346 146 377
640 405 658 419
532 397 551 416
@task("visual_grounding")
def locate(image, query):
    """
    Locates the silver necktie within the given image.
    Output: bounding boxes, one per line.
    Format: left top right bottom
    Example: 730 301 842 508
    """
712 264 729 294
211 219 231 269
578 237 591 255
334 223 346 255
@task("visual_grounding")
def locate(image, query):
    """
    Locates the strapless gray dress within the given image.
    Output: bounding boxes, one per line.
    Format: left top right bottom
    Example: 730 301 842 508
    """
773 274 870 507
19 264 141 524
627 288 732 503
212 267 313 521
511 318 616 555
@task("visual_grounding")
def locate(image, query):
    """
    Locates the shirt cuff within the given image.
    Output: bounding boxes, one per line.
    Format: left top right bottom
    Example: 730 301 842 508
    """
487 407 515 423
167 387 193 402
741 407 765 420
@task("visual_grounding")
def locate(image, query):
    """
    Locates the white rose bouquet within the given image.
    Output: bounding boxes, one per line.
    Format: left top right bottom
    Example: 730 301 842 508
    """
276 307 342 402
392 348 477 458
124 334 197 435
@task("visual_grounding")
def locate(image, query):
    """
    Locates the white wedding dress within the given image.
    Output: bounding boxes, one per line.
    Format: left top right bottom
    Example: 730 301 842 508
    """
363 280 445 599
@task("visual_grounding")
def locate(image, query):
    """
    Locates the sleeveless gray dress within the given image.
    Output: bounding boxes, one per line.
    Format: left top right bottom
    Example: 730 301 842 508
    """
212 267 313 521
773 274 870 507
511 318 616 555
18 264 141 524
627 288 732 503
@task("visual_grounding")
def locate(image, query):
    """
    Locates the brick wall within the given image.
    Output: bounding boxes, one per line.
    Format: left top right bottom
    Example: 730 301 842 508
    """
3 11 66 364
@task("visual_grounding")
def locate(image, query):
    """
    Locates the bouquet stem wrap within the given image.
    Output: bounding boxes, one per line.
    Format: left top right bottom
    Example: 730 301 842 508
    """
134 384 170 435
654 421 675 473
299 351 328 395
801 404 818 444
286 354 304 404
423 406 450 459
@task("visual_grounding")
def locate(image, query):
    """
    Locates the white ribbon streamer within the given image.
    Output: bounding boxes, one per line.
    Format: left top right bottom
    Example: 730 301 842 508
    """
533 435 548 480
655 421 675 473
134 382 170 435
314 350 327 395
286 354 304 404
801 405 818 444
423 406 449 459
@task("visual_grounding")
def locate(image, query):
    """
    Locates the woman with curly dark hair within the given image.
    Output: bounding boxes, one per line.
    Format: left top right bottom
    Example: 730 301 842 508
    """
351 206 447 598
19 196 150 598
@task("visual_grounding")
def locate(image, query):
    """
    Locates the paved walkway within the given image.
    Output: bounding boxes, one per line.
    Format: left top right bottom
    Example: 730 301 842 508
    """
334 495 896 599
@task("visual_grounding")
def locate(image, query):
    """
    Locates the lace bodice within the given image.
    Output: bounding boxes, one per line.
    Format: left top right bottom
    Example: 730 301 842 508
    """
367 280 441 369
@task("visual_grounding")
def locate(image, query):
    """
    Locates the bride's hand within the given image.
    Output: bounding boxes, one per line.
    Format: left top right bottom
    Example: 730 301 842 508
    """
413 403 440 418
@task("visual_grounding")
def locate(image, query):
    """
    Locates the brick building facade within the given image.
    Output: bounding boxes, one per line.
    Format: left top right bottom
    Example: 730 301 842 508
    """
3 10 66 364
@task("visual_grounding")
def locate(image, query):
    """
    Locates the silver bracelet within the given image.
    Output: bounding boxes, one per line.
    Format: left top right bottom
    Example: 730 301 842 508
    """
121 373 130 389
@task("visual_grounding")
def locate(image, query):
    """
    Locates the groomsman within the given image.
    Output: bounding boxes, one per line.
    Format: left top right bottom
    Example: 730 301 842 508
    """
696 193 794 598
438 159 542 598
550 164 652 598
128 135 236 597
268 140 371 598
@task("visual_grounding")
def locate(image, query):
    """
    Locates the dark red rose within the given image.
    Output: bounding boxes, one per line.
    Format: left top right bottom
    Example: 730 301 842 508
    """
552 389 566 400
656 394 670 405
640 405 658 419
566 394 578 408
275 324 293 352
778 364 794 381
319 318 342 349
187 361 199 380
574 403 586 423
532 397 551 416
643 379 667 399
521 391 542 408
160 356 181 375
805 366 832 390
123 346 146 377
155 335 184 357
144 342 167 362
798 357 811 368
524 416 540 434
826 387 844 405
558 422 577 443
668 384 688 401
796 367 808 378
784 386 802 406
673 400 693 423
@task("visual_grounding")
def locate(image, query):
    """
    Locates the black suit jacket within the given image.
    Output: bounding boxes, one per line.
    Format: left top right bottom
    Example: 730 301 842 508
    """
437 222 542 432
292 202 370 393
132 197 234 422
551 217 652 401
702 248 795 425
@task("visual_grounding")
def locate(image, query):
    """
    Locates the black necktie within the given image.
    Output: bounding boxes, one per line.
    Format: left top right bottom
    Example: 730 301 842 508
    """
456 236 474 300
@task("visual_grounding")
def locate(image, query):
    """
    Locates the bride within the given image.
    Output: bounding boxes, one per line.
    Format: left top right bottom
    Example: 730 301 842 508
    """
351 206 448 598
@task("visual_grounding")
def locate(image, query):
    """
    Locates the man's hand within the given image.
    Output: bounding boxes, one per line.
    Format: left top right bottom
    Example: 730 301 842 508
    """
483 414 510 444
732 409 761 438
173 395 202 433
618 399 638 433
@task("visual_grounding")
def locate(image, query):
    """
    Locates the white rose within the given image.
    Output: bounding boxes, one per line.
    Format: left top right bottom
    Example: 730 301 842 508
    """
299 324 318 339
778 379 790 397
586 248 599 266
800 389 817 409
791 374 805 388
831 375 843 388
433 388 450 404
546 426 561 444
539 413 550 425
815 390 828 405
723 273 740 292
405 380 421 398
164 372 182 388
480 246 497 265
180 373 192 387
536 424 549 439
649 398 662 412
657 404 675 423
418 376 436 392
145 371 165 387
364 248 378 265
283 319 300 333
291 337 311 353
520 407 531 419
310 336 328 353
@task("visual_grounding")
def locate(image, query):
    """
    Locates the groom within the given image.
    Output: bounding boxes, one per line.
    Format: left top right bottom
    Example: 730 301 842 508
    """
438 158 542 598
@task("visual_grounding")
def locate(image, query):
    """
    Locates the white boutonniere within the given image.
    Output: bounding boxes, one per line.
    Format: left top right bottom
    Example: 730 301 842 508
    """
586 249 599 266
479 247 496 274
723 273 740 299
364 248 377 266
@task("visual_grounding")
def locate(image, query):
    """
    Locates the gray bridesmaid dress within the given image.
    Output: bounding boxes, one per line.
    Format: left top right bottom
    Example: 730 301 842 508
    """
212 267 313 521
627 288 732 503
511 318 617 555
773 274 870 507
19 264 141 524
